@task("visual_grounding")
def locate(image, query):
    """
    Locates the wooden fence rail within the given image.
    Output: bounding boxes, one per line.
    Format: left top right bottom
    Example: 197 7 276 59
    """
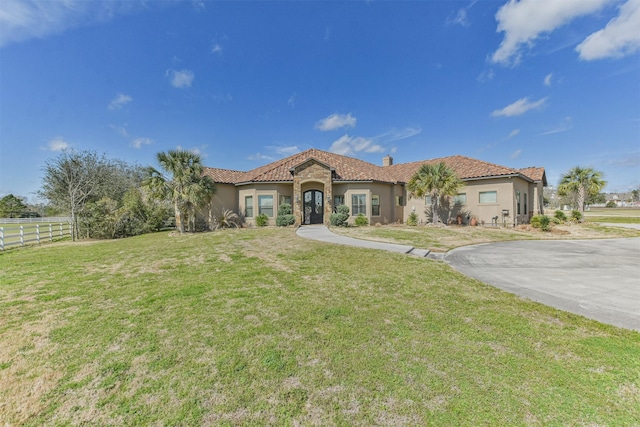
0 222 72 251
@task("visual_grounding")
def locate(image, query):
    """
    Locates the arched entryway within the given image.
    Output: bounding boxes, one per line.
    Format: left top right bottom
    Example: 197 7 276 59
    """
303 190 324 224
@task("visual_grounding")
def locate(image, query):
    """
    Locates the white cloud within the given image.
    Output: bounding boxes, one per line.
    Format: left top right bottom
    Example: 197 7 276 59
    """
131 137 153 149
544 73 553 87
329 135 385 156
492 97 548 117
315 113 357 131
108 93 132 110
576 0 640 60
446 0 478 27
377 127 422 142
477 68 496 83
110 124 129 137
248 152 274 161
540 116 574 135
0 0 143 47
212 43 223 54
491 0 610 65
510 149 522 159
167 69 194 88
288 93 296 108
266 145 300 156
45 137 70 151
508 128 521 138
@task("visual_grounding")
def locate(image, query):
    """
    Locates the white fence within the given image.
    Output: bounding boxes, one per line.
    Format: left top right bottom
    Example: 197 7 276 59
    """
0 222 72 251
0 216 71 224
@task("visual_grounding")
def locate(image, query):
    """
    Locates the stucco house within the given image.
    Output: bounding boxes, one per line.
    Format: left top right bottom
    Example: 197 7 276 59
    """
203 148 546 227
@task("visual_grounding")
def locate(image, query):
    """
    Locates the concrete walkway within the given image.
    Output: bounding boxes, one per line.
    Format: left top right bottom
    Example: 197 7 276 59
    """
296 225 431 257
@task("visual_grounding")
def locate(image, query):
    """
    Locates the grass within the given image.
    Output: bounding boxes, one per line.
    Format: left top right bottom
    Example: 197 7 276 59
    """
331 222 640 252
1 228 639 425
583 207 640 224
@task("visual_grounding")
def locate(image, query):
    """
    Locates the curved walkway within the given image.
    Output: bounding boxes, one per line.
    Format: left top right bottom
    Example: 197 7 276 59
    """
296 225 431 257
445 238 640 331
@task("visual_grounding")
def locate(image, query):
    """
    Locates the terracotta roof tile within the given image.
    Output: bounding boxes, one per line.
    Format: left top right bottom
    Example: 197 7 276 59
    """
519 167 547 185
386 155 523 182
203 167 245 184
204 150 546 186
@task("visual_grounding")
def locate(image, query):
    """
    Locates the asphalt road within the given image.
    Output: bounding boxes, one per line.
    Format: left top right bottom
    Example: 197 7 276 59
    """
445 238 640 331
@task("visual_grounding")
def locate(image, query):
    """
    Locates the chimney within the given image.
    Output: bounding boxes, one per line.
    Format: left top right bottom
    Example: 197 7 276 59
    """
382 154 393 167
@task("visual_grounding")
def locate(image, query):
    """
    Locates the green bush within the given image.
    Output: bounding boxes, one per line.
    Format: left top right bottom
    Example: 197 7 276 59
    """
275 203 295 226
531 214 552 231
406 211 418 226
354 213 369 227
554 210 567 222
571 210 583 222
256 213 269 227
276 214 295 226
606 201 617 208
330 205 350 227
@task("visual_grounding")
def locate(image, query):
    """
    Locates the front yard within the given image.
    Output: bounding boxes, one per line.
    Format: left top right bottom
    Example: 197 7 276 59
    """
1 228 638 425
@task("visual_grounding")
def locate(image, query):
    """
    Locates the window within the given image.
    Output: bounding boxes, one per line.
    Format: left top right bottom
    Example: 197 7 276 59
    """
516 191 521 215
425 195 432 206
245 196 253 218
479 191 497 204
352 194 366 215
258 195 273 217
279 195 292 206
334 195 344 206
395 196 404 206
524 193 527 214
453 193 467 205
372 195 380 216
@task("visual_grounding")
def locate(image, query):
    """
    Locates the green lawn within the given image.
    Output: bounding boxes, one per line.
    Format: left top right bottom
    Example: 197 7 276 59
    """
583 207 640 223
1 229 638 425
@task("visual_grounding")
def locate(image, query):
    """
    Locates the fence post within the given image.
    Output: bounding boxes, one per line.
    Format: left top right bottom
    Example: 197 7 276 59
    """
49 223 53 241
59 223 63 238
0 227 3 251
36 224 40 244
20 226 24 247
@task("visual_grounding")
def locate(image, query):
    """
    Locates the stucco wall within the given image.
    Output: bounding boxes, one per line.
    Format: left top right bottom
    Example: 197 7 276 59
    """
403 177 535 226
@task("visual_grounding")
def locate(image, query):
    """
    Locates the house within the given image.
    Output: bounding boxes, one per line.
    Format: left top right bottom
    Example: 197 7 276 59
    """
203 148 547 227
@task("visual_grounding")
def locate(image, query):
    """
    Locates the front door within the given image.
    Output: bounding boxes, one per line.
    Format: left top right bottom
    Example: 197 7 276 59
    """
303 190 324 224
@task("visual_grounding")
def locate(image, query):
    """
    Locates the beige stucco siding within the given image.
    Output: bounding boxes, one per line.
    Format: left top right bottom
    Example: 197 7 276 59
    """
238 183 293 226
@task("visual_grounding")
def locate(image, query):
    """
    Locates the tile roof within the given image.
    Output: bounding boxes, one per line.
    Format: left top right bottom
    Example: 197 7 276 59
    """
386 155 526 182
204 149 544 185
202 167 245 184
518 167 547 185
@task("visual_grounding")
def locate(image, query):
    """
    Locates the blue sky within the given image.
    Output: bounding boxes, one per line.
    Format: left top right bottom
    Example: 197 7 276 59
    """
1 0 639 202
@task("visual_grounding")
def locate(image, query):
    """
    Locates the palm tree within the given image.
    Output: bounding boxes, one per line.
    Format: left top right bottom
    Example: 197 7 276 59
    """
143 149 216 233
558 166 606 213
407 162 464 225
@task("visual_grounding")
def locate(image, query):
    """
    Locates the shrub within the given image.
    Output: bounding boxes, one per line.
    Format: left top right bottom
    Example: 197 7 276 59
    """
531 214 552 231
256 213 269 227
275 203 296 226
212 208 240 230
354 213 369 227
554 210 567 222
605 201 617 208
330 205 350 227
571 210 583 222
406 211 418 226
276 214 295 226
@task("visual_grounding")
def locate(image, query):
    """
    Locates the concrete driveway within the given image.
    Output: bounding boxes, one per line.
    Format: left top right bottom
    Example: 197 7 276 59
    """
445 238 640 331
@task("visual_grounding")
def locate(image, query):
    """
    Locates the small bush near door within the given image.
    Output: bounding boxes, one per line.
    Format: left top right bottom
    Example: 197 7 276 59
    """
330 205 350 227
276 203 296 226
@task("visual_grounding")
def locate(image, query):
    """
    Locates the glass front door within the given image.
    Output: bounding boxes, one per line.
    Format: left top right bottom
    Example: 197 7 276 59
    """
303 190 324 224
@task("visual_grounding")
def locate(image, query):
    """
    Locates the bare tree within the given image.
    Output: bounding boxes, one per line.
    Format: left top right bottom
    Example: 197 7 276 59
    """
38 150 113 240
